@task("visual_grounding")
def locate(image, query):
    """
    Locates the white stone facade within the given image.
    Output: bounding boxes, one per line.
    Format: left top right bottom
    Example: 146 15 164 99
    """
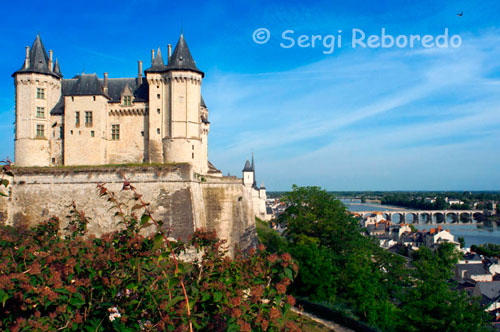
13 34 209 175
12 34 271 223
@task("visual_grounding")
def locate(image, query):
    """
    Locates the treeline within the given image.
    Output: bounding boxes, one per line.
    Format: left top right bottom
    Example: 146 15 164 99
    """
471 243 500 257
381 194 452 210
258 186 490 332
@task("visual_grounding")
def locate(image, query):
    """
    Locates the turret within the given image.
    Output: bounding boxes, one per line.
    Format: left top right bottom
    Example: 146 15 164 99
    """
242 159 254 187
12 34 62 166
161 33 207 174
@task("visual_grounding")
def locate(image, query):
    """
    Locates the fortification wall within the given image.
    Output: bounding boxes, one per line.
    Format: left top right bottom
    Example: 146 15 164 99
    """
0 164 257 252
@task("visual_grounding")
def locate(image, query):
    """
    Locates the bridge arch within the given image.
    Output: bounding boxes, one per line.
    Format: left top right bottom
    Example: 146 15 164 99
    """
459 212 472 223
420 212 432 224
473 212 484 222
434 212 446 224
406 212 419 224
445 212 459 223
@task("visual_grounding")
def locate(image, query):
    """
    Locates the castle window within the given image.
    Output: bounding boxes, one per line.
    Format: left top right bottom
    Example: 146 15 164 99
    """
93 96 96 101
192 145 194 150
85 111 93 127
36 88 45 99
91 130 95 137
36 107 45 118
75 111 80 126
157 108 160 114
112 124 120 140
123 96 132 106
192 153 194 159
59 126 64 138
36 124 45 138
157 128 160 134
157 94 160 99
141 131 144 137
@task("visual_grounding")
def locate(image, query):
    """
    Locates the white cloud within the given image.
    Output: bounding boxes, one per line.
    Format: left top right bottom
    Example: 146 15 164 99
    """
205 30 500 189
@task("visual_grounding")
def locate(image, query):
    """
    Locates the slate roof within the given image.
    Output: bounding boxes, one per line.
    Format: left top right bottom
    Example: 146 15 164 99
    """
201 95 206 108
13 35 61 78
242 160 252 172
166 34 204 77
145 48 168 73
50 96 65 115
475 281 500 302
456 263 491 277
53 58 62 77
103 78 149 102
64 74 105 96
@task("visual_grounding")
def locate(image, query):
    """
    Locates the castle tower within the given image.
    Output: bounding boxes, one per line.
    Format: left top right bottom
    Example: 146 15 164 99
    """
12 35 62 166
162 33 207 174
145 48 168 163
242 158 254 187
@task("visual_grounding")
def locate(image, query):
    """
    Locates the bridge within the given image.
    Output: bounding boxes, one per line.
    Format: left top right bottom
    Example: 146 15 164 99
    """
355 209 485 224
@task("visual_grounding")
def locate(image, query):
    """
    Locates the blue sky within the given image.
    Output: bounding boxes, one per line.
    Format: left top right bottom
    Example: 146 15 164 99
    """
1 0 500 190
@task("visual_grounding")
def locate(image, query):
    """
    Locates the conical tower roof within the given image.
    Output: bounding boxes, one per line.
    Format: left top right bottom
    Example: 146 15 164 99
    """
145 47 168 73
53 58 62 77
13 34 59 78
166 33 204 77
242 160 252 172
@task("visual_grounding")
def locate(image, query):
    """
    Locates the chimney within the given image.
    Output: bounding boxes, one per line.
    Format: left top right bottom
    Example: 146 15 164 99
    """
151 49 155 63
49 50 53 71
25 46 30 69
103 72 108 94
138 61 143 84
168 44 172 64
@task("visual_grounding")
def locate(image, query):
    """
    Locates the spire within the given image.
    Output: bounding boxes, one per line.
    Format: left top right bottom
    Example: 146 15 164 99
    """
145 47 167 73
242 160 252 172
260 181 266 189
13 34 60 78
155 48 164 66
251 153 257 188
166 33 204 77
53 58 62 77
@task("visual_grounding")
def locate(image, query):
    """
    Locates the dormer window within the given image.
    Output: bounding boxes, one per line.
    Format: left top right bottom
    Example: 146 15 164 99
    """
121 84 133 106
123 95 132 106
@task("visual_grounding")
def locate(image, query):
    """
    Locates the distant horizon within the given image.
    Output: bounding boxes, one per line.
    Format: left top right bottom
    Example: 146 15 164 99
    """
0 0 499 190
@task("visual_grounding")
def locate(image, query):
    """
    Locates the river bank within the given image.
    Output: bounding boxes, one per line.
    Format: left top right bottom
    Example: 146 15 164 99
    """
341 199 500 247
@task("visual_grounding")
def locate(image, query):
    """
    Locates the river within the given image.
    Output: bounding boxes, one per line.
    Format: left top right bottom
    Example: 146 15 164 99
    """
341 199 500 247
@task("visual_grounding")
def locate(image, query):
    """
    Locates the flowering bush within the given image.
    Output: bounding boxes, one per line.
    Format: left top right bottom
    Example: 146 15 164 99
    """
0 175 298 331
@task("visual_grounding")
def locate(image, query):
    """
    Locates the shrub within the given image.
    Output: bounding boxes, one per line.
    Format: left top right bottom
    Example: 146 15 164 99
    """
0 175 298 331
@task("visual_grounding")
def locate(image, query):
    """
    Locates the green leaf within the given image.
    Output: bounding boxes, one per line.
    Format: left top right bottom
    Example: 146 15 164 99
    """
213 291 223 302
0 290 9 307
70 293 85 307
201 292 211 302
153 233 164 251
140 214 151 226
284 267 293 280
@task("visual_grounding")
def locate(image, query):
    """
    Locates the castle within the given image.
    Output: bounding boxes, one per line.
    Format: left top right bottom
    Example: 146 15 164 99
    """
7 34 270 237
13 34 211 173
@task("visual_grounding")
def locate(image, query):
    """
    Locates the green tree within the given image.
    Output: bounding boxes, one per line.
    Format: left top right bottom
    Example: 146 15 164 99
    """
398 244 490 332
458 236 466 249
278 186 407 330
